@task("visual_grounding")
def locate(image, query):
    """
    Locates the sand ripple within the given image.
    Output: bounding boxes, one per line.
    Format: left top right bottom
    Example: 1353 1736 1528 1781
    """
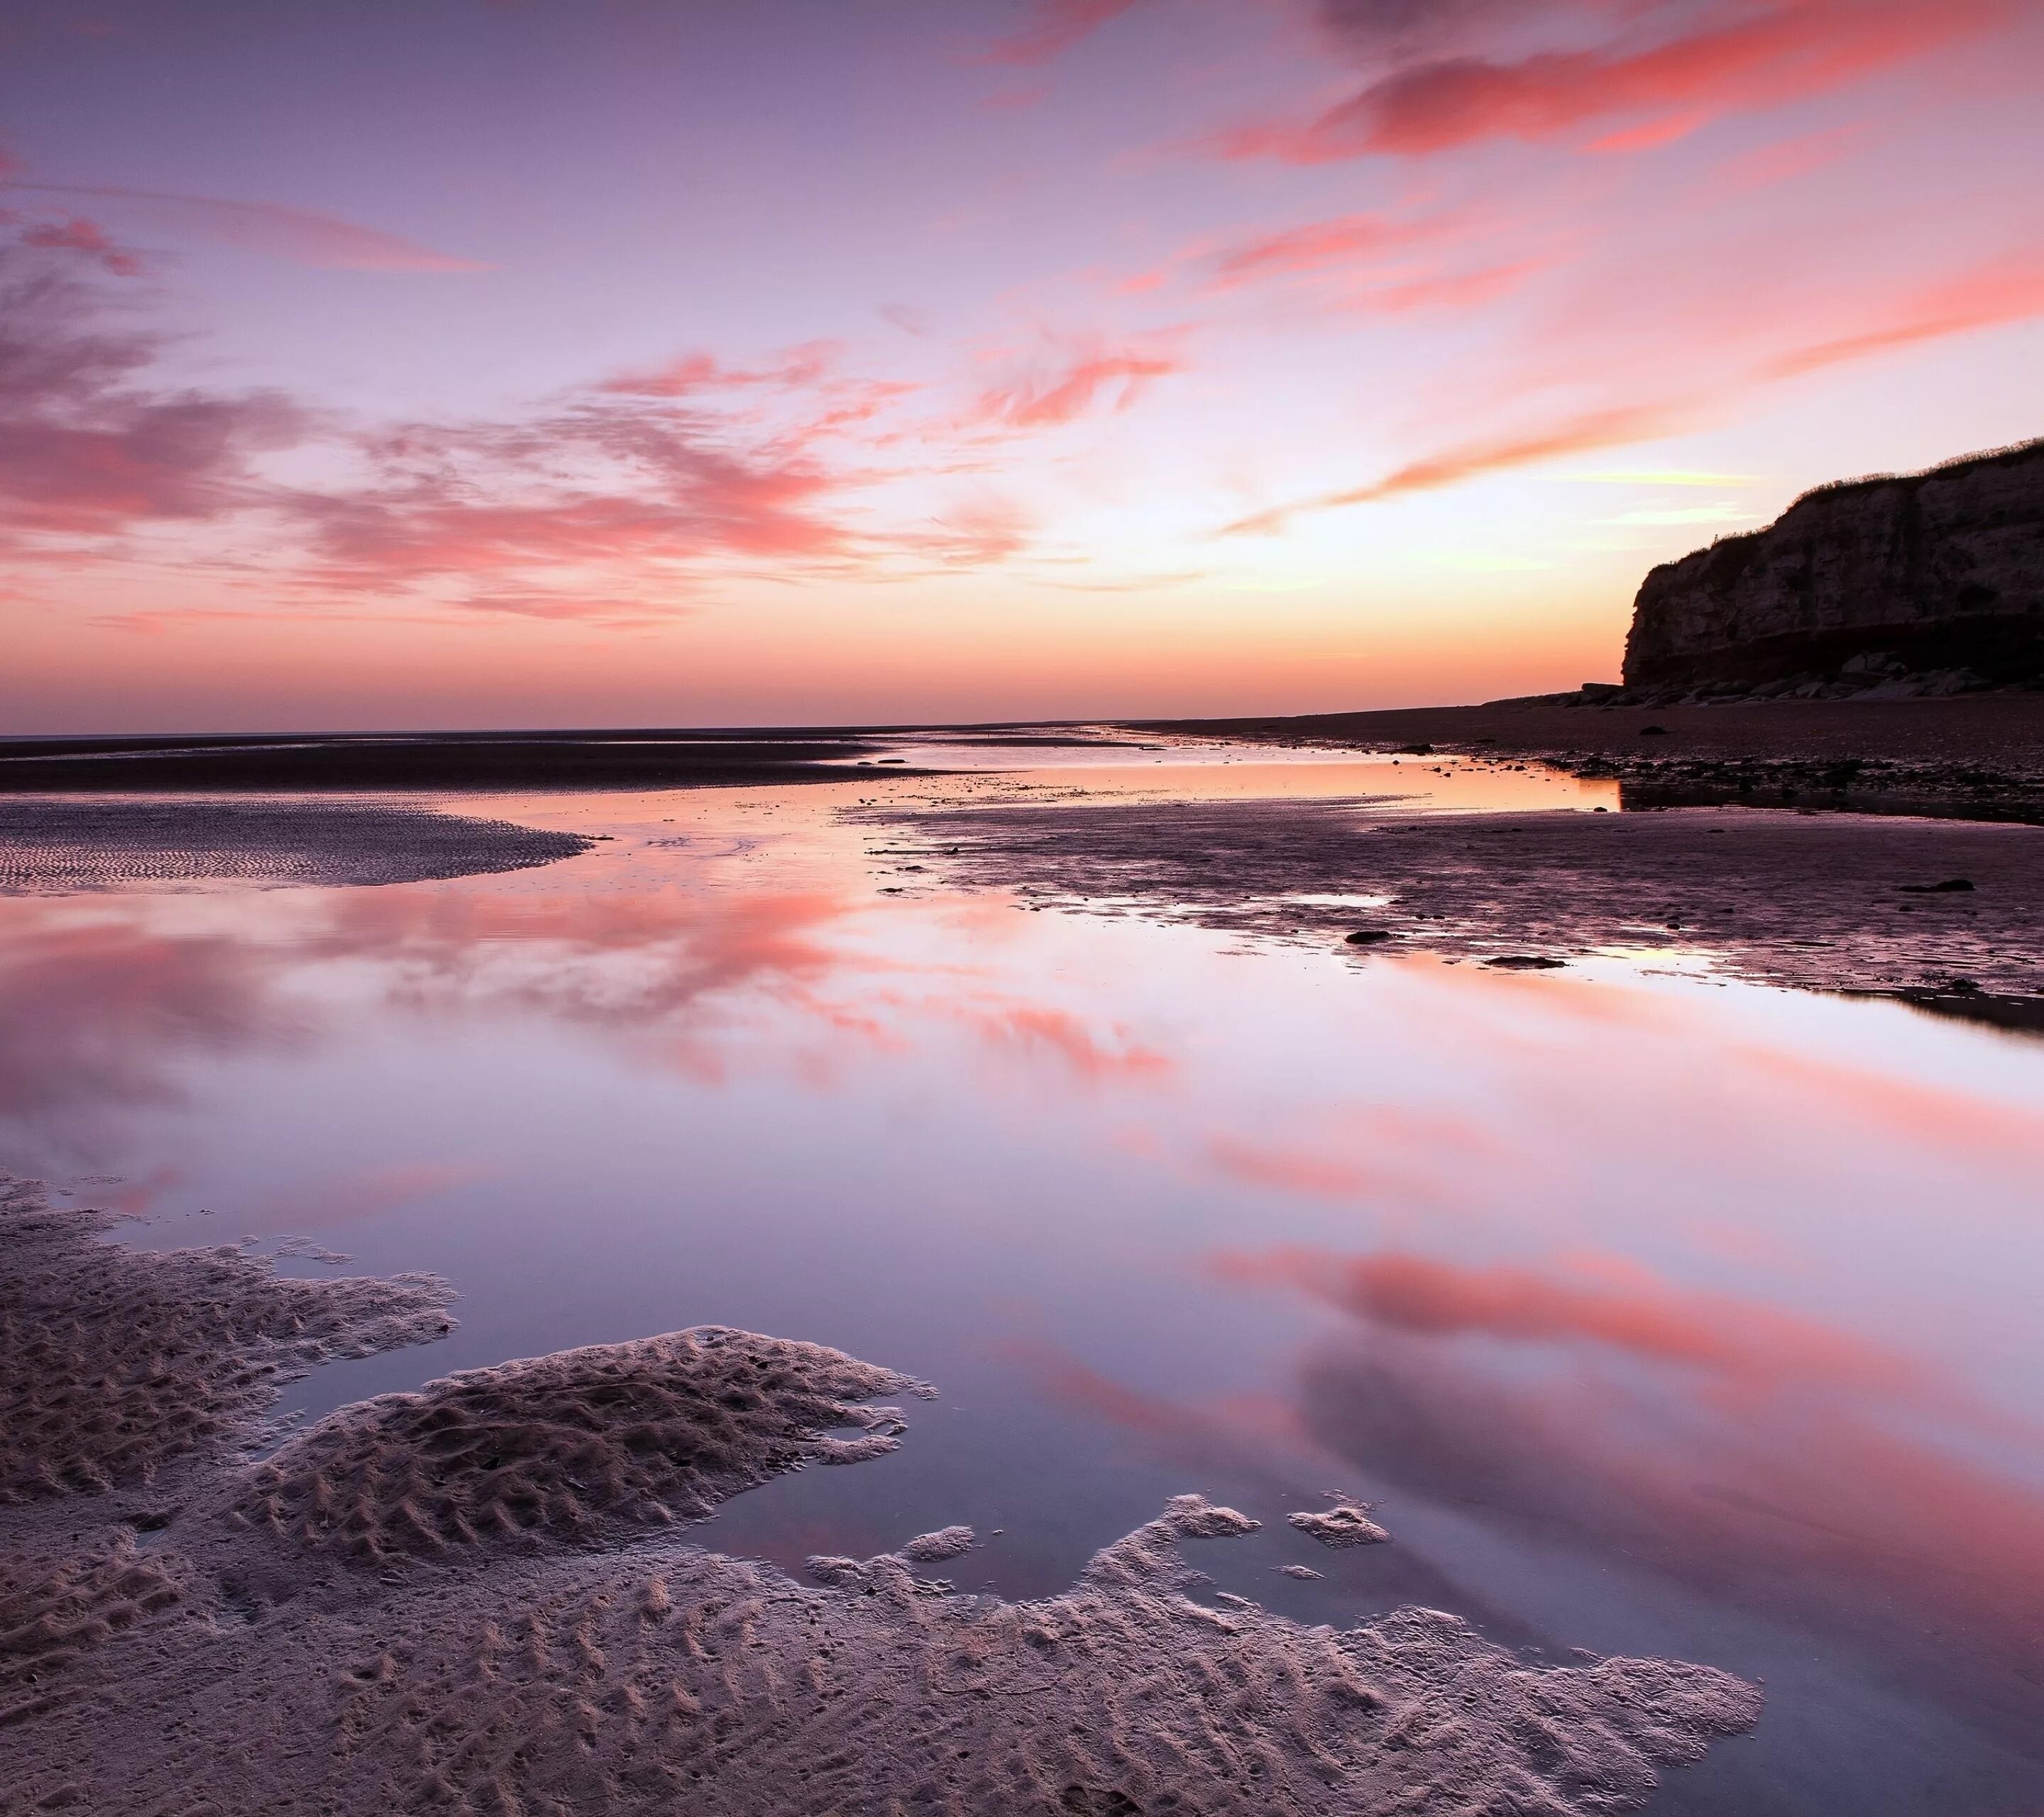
234 1328 923 1564
0 799 590 894
0 1182 454 1504
0 1181 1761 1813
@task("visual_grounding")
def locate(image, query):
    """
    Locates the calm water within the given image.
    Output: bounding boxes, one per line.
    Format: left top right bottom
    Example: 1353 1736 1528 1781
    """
6 740 2041 1816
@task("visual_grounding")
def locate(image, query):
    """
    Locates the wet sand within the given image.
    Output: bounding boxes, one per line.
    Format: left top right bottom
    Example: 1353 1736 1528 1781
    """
0 1178 1760 1814
0 800 594 894
0 731 937 794
1141 695 2044 820
866 794 2044 1027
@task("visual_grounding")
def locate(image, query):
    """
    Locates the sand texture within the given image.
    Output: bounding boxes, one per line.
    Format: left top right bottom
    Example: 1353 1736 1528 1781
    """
0 799 593 894
7 1495 1759 1816
865 794 2044 1014
899 1524 977 1562
233 1327 923 1566
0 1182 455 1503
0 1530 186 1702
1 1180 1761 1813
1290 1505 1390 1548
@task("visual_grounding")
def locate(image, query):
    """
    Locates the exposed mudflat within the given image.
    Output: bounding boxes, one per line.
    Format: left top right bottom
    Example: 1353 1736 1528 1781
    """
0 1180 455 1503
862 794 2044 1020
0 799 593 894
0 1180 1761 1814
235 1327 924 1569
1143 695 2044 820
0 732 933 794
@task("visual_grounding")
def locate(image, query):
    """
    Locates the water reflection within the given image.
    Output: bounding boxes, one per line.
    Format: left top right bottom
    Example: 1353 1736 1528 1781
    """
4 769 2041 1813
0 901 309 1131
1230 1246 2044 1740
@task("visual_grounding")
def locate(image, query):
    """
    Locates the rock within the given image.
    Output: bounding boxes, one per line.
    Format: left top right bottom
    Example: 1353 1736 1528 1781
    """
1288 1505 1390 1548
900 1525 976 1563
1484 955 1567 970
1639 725 1670 736
1344 929 1394 945
1622 437 2044 692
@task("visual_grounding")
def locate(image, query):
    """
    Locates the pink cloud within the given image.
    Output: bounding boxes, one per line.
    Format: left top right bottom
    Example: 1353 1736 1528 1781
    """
1223 400 1686 534
965 331 1188 429
1225 0 2009 163
1 181 492 270
18 215 142 275
902 493 1038 568
1124 204 1542 323
1209 1134 1402 1201
975 0 1148 66
1223 236 2044 532
0 248 1026 618
278 398 872 620
1713 119 1869 190
1203 211 1449 290
595 340 847 399
0 256 303 547
1762 248 2044 378
452 591 681 628
1346 256 1550 313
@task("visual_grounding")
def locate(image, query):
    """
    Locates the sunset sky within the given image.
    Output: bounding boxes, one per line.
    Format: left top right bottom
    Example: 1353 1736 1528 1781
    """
4 0 2043 731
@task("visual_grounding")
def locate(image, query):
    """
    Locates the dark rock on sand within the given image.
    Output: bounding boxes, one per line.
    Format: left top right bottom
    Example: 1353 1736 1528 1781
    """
1344 928 1394 945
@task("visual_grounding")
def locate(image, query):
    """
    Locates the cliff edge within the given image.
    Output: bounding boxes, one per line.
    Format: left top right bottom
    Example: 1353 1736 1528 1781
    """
1622 438 2043 698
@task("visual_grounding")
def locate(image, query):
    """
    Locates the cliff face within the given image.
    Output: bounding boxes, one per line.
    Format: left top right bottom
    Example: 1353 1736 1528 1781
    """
1622 439 2044 693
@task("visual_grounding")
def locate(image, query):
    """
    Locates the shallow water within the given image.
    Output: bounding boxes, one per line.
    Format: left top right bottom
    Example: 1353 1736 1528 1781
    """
5 739 2041 1815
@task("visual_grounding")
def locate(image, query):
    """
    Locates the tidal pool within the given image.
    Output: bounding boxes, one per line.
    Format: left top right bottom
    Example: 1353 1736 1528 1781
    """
4 739 2040 1816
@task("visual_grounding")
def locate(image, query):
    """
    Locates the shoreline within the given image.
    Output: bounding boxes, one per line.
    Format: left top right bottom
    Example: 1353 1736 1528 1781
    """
1128 694 2044 822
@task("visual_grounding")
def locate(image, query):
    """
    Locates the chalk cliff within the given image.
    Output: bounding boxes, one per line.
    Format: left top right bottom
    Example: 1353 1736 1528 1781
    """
1622 439 2043 697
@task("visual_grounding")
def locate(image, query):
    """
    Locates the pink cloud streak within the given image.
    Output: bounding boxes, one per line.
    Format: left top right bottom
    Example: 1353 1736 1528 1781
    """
1224 0 2009 163
1 182 493 271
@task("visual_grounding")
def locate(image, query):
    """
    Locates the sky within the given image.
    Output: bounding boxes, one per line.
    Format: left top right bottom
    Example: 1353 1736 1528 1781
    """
3 0 2042 732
